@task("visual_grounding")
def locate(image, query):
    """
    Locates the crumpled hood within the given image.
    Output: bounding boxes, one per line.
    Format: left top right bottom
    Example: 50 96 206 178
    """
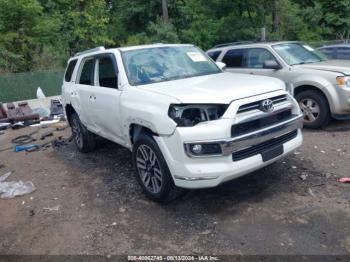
138 72 285 104
295 60 350 75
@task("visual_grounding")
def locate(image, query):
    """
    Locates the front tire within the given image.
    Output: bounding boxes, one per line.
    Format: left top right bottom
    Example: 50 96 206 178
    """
70 113 96 153
132 134 183 202
295 90 331 129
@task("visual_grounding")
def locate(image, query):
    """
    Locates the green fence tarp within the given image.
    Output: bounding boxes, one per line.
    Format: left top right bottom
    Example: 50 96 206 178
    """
0 69 65 103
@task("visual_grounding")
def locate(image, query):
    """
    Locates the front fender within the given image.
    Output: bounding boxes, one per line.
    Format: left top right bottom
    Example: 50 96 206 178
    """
293 75 338 112
121 88 180 137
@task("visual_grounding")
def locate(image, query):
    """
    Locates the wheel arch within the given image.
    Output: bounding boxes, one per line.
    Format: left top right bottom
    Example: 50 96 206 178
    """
65 104 76 125
294 85 332 112
129 123 158 146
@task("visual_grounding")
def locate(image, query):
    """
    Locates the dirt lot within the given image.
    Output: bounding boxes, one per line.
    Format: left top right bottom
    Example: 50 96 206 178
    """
0 120 349 256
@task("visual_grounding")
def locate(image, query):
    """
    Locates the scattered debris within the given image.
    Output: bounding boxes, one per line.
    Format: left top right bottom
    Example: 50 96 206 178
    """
14 144 39 152
308 188 316 198
0 123 11 130
30 119 60 127
338 177 350 183
40 130 54 140
32 107 50 118
36 87 46 99
0 172 36 199
294 151 301 155
43 205 60 212
292 166 297 169
299 174 308 181
320 150 326 154
50 99 64 116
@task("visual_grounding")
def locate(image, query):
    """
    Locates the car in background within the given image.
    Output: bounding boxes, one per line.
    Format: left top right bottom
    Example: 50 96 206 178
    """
317 44 350 60
207 41 350 128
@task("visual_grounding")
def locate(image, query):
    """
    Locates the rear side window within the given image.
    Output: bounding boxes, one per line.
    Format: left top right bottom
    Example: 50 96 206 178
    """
222 49 245 68
64 59 77 82
207 51 221 61
98 56 118 88
79 58 95 85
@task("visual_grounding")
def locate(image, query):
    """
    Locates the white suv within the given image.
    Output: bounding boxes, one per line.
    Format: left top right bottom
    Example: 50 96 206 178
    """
62 44 303 202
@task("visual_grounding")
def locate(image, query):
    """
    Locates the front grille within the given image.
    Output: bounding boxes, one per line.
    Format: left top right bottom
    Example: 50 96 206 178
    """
231 109 293 137
232 130 298 161
237 95 287 114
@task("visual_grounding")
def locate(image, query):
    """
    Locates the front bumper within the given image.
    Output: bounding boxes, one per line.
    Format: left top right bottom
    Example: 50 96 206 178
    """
184 114 303 157
154 111 303 189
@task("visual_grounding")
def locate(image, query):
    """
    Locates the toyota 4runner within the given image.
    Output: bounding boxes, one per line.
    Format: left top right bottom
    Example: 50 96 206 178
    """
62 44 303 202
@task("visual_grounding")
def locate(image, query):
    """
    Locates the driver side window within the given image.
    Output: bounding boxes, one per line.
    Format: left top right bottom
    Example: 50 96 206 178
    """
97 55 118 88
246 48 277 68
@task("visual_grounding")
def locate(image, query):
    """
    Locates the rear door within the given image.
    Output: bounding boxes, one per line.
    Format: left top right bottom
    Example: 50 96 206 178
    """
88 53 123 143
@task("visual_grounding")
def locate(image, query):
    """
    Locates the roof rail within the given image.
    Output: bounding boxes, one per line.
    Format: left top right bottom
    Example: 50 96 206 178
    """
211 41 256 49
74 46 105 57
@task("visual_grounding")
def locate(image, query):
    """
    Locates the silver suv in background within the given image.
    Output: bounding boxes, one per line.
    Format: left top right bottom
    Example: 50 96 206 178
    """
207 41 350 128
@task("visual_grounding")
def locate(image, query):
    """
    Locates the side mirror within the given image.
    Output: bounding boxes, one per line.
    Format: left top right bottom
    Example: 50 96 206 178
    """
263 60 282 70
216 62 226 70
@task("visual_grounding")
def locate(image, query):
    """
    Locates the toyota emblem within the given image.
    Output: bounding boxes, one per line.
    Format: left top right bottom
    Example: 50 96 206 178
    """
260 99 274 112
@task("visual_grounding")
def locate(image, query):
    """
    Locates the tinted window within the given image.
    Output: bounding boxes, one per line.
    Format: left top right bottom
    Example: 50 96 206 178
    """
222 49 245 68
246 48 277 68
79 58 95 85
207 51 221 61
98 56 118 88
337 47 350 60
319 47 336 59
65 59 77 82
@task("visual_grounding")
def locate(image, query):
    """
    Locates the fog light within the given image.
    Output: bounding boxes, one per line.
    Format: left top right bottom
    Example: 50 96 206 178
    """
192 144 203 154
186 143 223 157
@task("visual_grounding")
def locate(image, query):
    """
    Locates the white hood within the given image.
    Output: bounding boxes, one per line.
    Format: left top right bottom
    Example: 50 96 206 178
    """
139 72 285 104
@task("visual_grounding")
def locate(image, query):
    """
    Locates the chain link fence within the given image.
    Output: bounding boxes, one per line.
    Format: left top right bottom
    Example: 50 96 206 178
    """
0 69 65 103
308 39 349 48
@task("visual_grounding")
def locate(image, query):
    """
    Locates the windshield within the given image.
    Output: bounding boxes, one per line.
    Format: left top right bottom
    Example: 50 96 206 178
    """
273 43 328 65
121 46 221 85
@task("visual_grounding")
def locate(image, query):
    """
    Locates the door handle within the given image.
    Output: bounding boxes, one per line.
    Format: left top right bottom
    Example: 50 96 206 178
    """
249 72 254 75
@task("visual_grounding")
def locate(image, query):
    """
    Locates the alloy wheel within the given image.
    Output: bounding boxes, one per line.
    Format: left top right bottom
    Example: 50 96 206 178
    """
299 98 320 123
71 118 83 148
136 144 163 194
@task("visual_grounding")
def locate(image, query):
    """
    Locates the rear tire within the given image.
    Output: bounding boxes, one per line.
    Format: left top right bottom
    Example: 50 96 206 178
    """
132 134 184 203
295 90 331 129
70 112 96 153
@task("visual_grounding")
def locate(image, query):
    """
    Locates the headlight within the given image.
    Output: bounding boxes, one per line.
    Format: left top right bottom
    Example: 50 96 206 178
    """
336 76 350 87
168 104 228 127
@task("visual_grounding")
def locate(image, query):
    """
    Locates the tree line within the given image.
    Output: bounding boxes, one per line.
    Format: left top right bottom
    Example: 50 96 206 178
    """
0 0 349 73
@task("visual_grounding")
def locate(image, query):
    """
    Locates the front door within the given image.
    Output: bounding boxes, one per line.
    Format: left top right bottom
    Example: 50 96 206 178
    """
89 54 123 144
224 48 284 79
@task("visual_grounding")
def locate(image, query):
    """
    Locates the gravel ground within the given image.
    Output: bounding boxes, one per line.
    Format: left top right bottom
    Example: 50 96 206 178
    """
0 120 349 256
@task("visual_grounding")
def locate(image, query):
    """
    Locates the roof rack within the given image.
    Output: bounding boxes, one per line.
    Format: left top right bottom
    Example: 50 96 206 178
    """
212 41 256 48
74 46 105 57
